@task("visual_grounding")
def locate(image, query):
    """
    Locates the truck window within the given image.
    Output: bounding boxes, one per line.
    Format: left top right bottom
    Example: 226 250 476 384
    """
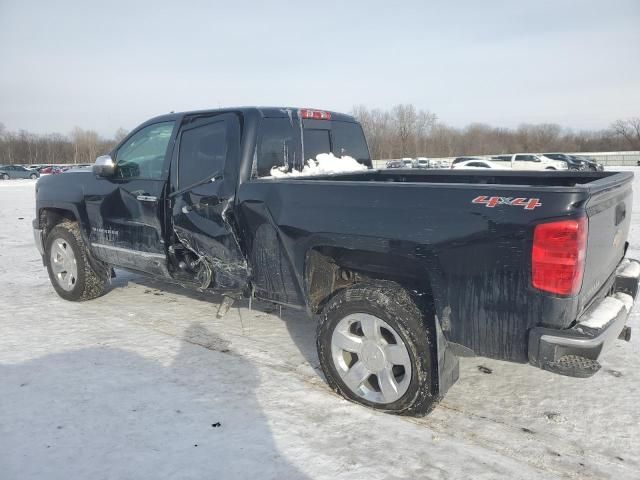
303 129 331 162
178 120 227 188
330 121 371 165
257 118 295 177
115 121 174 179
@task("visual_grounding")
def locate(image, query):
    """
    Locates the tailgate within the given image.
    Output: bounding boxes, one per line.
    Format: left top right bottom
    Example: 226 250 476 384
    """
579 172 634 312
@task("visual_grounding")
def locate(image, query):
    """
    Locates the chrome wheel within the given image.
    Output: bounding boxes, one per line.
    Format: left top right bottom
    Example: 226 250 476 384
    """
49 238 78 291
331 313 412 404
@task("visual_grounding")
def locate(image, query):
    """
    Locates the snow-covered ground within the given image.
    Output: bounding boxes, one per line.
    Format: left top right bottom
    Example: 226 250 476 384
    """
1 169 639 480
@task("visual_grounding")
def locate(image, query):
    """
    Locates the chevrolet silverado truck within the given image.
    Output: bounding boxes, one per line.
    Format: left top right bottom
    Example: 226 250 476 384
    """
33 107 639 416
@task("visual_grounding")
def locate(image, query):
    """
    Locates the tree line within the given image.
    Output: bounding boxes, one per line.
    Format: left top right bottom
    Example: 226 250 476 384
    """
1 109 639 165
352 105 640 159
0 123 128 165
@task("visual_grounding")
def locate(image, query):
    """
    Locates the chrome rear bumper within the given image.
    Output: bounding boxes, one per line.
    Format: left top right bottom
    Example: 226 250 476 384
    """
528 258 639 377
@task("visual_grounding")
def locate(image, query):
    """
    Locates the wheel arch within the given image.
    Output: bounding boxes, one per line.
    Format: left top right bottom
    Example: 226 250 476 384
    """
38 207 78 241
304 245 442 316
304 245 459 401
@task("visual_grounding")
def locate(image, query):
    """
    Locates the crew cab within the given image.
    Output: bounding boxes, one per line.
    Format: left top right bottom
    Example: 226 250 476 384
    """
33 107 638 416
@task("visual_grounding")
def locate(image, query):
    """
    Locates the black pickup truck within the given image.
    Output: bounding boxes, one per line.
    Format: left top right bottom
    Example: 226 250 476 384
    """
33 107 639 416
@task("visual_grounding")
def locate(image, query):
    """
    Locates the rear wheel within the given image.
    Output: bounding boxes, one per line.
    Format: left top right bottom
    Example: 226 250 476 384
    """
317 281 437 416
45 221 107 301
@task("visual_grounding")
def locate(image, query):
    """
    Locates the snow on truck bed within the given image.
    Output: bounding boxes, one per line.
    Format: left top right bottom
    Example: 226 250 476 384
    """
1 169 639 479
269 153 367 177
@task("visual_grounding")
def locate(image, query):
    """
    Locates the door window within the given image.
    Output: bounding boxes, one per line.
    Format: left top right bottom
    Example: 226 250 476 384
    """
178 120 228 188
116 121 174 179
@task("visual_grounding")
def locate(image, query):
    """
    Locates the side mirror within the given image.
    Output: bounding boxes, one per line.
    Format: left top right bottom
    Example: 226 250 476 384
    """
93 155 115 177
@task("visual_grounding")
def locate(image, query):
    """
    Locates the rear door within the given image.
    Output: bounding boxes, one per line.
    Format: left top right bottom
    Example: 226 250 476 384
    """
170 113 249 292
86 121 175 276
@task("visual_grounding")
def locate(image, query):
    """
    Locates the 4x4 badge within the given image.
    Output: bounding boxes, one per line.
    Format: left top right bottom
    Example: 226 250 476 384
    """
472 196 542 210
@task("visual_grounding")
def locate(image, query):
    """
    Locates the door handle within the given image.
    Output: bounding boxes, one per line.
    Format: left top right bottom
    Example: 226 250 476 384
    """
136 195 158 202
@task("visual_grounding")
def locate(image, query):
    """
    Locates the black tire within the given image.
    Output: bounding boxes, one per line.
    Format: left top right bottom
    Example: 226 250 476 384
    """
317 281 437 416
1 173 9 180
30 173 37 179
45 221 108 301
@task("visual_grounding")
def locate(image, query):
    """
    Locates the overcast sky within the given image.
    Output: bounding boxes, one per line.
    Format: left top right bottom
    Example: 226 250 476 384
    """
1 0 638 137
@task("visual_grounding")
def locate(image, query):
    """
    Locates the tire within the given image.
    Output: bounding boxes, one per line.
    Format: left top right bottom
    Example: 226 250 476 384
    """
1 173 9 180
545 167 556 170
45 221 107 301
317 281 437 416
30 173 37 179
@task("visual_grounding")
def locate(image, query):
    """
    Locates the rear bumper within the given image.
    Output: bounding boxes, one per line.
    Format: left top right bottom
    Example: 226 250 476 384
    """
528 258 639 377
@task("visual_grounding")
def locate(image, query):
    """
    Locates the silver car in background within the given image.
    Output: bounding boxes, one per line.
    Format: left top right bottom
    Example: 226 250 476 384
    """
0 165 40 180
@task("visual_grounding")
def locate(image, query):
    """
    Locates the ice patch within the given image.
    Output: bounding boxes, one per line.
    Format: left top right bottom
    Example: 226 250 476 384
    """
269 153 367 178
578 293 632 330
617 258 640 278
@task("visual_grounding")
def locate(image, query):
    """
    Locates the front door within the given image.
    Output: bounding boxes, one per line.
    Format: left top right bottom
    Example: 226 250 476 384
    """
86 121 175 276
170 113 249 293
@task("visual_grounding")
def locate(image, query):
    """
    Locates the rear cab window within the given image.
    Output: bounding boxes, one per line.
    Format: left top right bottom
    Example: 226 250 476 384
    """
255 114 371 177
302 118 370 166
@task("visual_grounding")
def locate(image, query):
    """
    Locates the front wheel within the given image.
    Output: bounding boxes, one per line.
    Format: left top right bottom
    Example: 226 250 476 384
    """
30 173 37 179
1 173 9 180
317 281 437 416
45 221 108 301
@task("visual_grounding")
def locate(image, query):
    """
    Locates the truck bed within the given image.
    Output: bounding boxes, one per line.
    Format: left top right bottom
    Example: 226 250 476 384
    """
241 169 633 362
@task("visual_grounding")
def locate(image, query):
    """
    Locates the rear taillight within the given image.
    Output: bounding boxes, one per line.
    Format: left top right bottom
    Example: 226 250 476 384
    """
531 217 588 296
299 108 331 120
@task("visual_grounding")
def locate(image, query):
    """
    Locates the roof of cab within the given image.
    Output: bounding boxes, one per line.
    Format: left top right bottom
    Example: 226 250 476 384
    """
142 107 357 126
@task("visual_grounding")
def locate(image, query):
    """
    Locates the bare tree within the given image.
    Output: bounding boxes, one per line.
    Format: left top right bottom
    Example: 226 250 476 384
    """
611 117 640 149
114 127 129 143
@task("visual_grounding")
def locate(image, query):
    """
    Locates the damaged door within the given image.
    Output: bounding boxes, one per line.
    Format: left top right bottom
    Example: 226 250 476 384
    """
87 121 175 276
170 113 249 293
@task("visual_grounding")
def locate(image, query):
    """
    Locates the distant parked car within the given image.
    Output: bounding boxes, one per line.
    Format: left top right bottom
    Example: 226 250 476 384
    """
543 153 602 171
0 164 40 179
385 160 405 168
39 165 67 175
401 158 413 168
451 156 484 167
490 155 513 163
451 159 508 170
412 157 429 168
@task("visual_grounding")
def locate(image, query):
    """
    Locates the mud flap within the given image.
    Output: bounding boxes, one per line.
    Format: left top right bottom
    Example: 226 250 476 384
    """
435 313 460 399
